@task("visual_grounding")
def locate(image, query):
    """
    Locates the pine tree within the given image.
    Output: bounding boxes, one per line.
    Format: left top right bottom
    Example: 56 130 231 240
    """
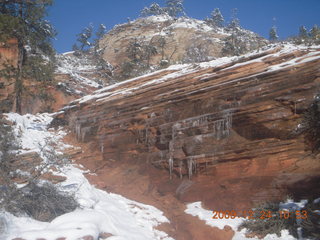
211 8 224 28
310 25 320 41
0 0 56 113
269 26 278 42
299 25 308 39
140 3 165 17
93 23 107 50
165 0 185 17
76 24 93 51
126 38 143 63
95 24 107 40
227 8 240 30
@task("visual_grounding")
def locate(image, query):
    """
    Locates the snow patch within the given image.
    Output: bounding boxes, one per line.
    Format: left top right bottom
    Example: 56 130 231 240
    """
185 201 298 240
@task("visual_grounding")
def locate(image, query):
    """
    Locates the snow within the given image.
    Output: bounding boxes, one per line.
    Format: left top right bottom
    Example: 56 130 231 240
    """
144 15 172 23
2 113 173 240
4 113 69 154
6 165 172 240
55 53 103 89
169 18 213 32
267 50 320 72
279 198 308 210
185 202 244 231
185 201 297 240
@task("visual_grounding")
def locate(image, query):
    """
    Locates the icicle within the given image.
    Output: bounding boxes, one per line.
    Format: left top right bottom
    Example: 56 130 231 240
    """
179 160 183 179
100 143 104 153
145 127 148 145
216 119 223 139
75 123 81 141
187 158 194 179
168 157 173 179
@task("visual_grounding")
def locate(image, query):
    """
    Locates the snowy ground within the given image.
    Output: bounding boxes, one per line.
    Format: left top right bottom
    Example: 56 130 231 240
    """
1 113 173 240
184 200 314 240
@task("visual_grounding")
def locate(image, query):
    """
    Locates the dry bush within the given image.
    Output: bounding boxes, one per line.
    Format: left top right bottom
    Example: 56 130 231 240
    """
5 182 78 222
238 201 298 238
301 200 320 240
0 119 78 222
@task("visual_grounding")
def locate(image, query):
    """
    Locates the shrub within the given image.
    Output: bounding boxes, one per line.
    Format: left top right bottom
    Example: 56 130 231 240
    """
3 182 78 222
239 199 320 239
0 120 78 222
301 200 320 239
238 201 298 238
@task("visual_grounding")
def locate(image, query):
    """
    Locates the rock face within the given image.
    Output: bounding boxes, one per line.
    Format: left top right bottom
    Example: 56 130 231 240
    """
57 45 320 210
98 16 267 74
0 38 18 112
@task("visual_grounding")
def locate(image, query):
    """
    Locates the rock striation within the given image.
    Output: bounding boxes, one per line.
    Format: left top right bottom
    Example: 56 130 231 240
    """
57 44 320 210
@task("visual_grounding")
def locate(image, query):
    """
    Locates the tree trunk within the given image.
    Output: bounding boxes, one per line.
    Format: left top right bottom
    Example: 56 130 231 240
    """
15 41 23 114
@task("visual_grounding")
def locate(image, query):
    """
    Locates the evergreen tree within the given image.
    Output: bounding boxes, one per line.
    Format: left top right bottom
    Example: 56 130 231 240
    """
299 25 308 39
227 8 240 29
269 26 278 42
0 0 56 113
210 8 224 28
76 24 93 51
165 0 185 17
310 25 320 40
143 44 157 66
126 38 143 63
95 24 107 40
140 3 165 17
93 23 106 50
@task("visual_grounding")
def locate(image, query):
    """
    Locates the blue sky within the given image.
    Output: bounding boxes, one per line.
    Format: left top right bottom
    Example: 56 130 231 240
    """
48 0 320 53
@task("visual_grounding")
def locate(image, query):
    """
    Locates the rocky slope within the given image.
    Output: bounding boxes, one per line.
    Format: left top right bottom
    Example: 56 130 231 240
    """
98 15 267 78
55 44 320 216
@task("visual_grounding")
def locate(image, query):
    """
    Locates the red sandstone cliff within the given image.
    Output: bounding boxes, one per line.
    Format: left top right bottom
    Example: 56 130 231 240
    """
0 38 18 112
57 44 320 213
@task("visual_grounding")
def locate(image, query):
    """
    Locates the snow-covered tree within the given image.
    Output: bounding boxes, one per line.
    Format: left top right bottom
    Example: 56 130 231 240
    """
210 8 224 28
143 44 157 66
165 0 185 17
76 24 93 51
222 32 245 56
299 25 308 39
0 0 56 113
310 25 320 40
126 38 143 63
95 24 107 40
269 26 278 42
184 43 209 63
140 3 165 17
227 8 240 30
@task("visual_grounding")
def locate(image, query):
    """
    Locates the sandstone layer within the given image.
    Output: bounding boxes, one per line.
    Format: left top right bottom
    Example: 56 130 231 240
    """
57 45 320 214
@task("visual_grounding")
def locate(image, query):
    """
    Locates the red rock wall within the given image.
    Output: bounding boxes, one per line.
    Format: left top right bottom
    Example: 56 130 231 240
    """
59 46 320 210
0 38 18 112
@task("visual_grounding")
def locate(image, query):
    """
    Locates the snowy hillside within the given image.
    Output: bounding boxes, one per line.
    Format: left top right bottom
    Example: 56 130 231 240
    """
1 113 173 240
55 52 112 96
